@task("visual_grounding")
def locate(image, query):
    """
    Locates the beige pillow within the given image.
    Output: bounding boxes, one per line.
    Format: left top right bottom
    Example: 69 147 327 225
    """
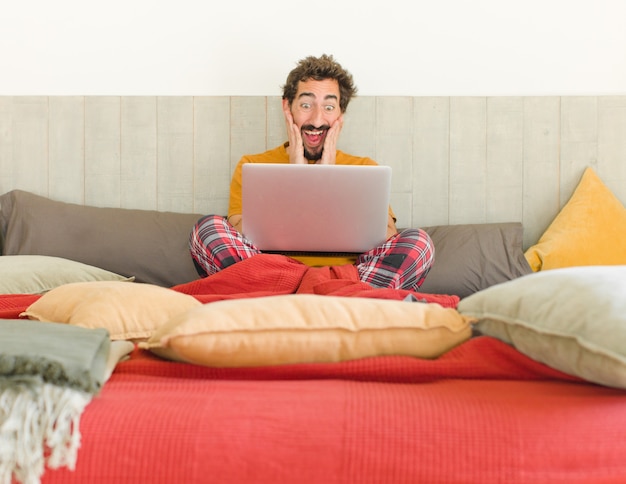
458 265 626 389
21 281 202 341
0 255 133 294
139 294 475 367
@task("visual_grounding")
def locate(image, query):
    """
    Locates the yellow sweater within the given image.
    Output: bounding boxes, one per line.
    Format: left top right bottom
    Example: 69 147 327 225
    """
228 143 395 267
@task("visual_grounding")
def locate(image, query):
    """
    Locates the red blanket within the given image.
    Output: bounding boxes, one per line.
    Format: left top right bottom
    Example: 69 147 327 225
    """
172 253 459 307
0 293 39 319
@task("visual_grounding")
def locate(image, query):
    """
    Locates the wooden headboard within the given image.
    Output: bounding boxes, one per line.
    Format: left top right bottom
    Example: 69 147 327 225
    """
1 96 625 249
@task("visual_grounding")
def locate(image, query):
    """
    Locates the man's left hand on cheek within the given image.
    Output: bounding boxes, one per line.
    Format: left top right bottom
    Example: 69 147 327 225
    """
319 116 343 165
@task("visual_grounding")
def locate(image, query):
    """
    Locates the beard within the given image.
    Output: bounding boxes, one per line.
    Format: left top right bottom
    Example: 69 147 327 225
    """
303 146 323 161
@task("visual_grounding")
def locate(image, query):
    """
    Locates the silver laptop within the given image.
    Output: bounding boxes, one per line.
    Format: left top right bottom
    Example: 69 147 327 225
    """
241 163 391 254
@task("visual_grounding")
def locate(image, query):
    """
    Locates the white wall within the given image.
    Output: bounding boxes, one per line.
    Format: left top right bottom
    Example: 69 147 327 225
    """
1 0 625 96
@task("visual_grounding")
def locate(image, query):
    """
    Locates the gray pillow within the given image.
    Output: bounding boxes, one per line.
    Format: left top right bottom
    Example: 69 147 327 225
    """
419 223 532 298
0 190 202 287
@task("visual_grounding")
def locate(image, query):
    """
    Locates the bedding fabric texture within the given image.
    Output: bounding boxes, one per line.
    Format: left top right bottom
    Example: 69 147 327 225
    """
0 320 111 484
23 338 626 484
458 265 626 389
0 288 625 482
524 167 626 271
0 294 39 319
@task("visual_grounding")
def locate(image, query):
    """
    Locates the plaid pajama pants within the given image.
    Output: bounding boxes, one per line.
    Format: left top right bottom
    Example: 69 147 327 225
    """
189 215 434 291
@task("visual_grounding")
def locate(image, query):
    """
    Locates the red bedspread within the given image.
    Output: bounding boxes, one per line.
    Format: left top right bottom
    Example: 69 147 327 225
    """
0 293 39 319
39 338 626 484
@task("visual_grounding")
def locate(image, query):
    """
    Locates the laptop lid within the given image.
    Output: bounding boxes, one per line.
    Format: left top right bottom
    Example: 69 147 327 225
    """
241 163 391 253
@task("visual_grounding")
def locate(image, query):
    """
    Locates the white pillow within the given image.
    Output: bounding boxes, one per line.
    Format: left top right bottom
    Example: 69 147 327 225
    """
458 266 626 389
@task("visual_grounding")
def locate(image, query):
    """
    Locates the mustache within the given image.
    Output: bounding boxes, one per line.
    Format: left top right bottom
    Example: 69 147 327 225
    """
301 124 330 131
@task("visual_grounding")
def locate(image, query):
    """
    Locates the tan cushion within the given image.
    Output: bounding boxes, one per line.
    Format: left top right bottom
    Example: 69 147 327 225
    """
139 294 474 367
21 281 202 341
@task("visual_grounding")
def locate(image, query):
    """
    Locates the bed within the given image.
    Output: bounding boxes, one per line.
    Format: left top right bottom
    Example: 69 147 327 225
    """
1 165 626 484
2 94 626 483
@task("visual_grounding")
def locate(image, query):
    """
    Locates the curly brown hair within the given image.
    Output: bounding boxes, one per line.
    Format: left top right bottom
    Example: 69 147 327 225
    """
282 54 357 113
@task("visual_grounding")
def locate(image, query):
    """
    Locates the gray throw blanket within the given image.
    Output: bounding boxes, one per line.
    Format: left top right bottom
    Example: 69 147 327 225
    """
0 320 110 484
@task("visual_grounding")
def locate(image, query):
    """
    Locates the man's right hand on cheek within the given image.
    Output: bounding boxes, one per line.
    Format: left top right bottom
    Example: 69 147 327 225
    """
318 115 343 165
284 107 307 164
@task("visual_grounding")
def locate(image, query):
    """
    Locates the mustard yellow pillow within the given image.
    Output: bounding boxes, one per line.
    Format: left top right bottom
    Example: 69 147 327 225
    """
525 167 626 271
21 281 202 341
139 294 475 368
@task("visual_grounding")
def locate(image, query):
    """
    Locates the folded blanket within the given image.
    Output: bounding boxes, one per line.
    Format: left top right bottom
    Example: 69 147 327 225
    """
0 320 110 484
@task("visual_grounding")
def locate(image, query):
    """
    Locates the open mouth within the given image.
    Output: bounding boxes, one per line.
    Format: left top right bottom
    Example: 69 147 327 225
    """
302 126 329 147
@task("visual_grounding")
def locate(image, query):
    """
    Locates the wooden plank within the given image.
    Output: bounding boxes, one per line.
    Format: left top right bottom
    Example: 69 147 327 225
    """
49 96 84 204
376 97 413 227
412 97 450 227
598 96 626 205
157 96 194 213
449 97 487 224
85 97 121 207
340 96 376 159
486 97 524 223
230 97 266 172
560 96 598 206
267 96 286 150
12 97 48 196
0 97 14 194
376 96 413 227
522 97 561 248
121 96 157 210
194 96 231 215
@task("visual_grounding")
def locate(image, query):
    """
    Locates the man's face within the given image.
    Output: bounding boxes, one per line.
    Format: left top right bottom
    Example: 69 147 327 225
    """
288 78 342 160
